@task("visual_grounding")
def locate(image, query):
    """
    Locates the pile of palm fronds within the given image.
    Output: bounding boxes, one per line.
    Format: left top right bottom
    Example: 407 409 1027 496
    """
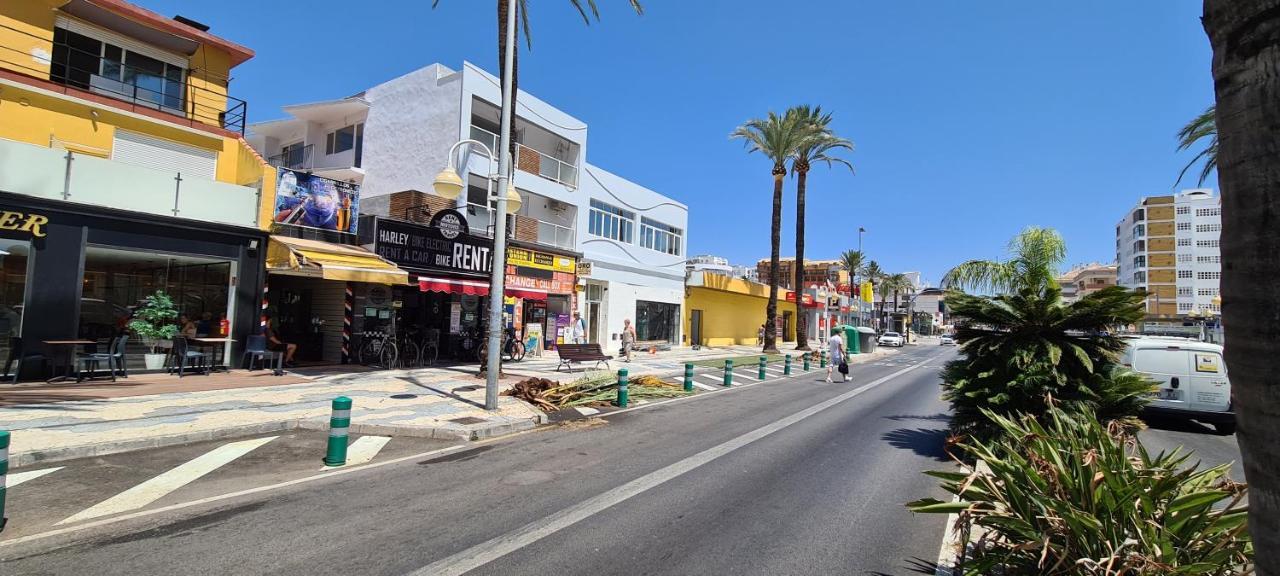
503 371 690 412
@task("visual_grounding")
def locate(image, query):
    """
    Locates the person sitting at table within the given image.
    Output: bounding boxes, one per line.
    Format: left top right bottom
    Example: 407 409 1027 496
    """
263 314 298 368
179 315 198 338
196 312 213 337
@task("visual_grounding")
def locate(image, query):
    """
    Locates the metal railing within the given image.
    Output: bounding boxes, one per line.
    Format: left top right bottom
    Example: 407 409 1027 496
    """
536 220 575 250
465 203 515 239
267 144 313 170
469 125 579 188
0 22 249 134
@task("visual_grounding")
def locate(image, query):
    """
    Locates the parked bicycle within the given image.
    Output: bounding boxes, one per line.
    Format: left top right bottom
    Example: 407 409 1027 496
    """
357 330 399 368
475 326 526 363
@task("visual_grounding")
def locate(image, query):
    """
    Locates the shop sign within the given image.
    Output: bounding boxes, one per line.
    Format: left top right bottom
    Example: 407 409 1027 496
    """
576 261 592 278
505 267 576 293
0 209 49 237
274 168 360 234
373 211 493 276
506 246 576 273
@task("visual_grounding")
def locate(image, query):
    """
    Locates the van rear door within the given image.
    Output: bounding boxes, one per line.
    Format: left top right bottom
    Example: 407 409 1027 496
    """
1187 350 1230 412
1131 346 1190 410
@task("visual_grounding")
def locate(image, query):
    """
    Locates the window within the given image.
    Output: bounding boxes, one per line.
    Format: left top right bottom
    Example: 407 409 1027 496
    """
1132 240 1145 252
1177 222 1192 231
588 199 634 243
1198 271 1221 280
1197 255 1221 264
1177 253 1192 263
1196 223 1221 233
635 300 679 343
1196 207 1221 217
1178 302 1193 312
1133 256 1146 268
1177 238 1192 247
1133 271 1146 283
50 27 186 113
1208 303 1221 312
0 239 31 366
1198 288 1219 297
1176 206 1191 215
1177 287 1193 297
1178 270 1194 279
639 217 682 256
1132 224 1145 238
1197 239 1220 248
326 124 362 156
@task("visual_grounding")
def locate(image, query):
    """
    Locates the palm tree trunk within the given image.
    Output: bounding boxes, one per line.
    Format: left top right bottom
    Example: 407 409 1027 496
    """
764 167 784 353
879 292 888 331
893 290 900 333
1204 2 1280 572
794 168 810 350
498 0 520 162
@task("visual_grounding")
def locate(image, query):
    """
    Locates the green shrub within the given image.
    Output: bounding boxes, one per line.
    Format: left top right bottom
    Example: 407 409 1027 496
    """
127 291 179 353
907 409 1253 575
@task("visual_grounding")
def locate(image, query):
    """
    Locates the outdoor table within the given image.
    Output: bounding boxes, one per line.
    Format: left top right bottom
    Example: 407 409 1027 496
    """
42 340 96 383
191 337 236 373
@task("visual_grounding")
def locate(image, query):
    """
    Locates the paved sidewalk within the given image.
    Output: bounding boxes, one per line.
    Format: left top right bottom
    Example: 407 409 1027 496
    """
1 369 542 467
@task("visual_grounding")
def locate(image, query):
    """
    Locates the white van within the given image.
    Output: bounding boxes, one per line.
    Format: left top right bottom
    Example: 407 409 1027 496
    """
1121 336 1234 434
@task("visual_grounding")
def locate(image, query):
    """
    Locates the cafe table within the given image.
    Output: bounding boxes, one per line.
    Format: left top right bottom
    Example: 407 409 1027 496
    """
42 339 97 383
191 337 236 372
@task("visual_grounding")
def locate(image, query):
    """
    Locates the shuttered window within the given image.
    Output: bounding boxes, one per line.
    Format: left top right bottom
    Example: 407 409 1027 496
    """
112 130 217 181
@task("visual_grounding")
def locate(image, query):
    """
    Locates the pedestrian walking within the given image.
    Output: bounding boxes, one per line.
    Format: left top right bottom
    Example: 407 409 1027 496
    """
825 328 847 383
571 312 586 344
621 319 637 362
758 323 766 344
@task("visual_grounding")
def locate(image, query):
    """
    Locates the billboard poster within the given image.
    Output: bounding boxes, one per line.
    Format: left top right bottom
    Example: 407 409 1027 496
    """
274 168 360 234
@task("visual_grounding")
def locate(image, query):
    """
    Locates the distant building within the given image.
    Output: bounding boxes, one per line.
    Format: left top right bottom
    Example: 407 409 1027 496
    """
688 255 758 282
756 258 849 291
1116 189 1221 317
1058 263 1118 304
684 271 800 346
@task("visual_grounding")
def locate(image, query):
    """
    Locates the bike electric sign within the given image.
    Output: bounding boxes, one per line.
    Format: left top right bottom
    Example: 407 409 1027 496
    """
374 210 493 277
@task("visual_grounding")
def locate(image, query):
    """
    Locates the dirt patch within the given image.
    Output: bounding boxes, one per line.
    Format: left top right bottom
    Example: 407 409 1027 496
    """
557 417 607 430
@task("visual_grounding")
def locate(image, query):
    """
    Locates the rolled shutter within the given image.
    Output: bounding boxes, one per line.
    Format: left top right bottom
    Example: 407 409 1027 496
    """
112 130 217 181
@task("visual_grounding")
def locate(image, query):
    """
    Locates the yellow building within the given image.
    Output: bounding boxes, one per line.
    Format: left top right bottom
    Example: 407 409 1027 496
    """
685 271 799 347
0 0 287 376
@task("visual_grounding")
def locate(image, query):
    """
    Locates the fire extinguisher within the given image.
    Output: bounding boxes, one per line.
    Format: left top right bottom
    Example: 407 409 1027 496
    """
219 317 230 337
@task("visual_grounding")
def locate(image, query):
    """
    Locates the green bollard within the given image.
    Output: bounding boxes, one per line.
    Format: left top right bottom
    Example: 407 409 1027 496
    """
820 349 828 368
324 396 352 467
758 355 766 380
784 354 792 375
616 368 629 408
0 429 8 532
803 352 811 371
723 359 733 387
684 363 694 392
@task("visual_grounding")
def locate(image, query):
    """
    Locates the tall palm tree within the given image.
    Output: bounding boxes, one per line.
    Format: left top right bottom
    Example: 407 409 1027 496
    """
883 273 910 332
434 1 644 160
940 226 1066 295
790 106 854 351
863 260 884 328
731 109 817 353
838 250 865 281
1175 104 1218 187
1204 2 1280 571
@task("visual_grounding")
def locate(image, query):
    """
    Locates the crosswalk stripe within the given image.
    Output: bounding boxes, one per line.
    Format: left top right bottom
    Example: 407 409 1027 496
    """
59 436 277 525
7 467 64 488
692 381 717 391
697 374 724 385
342 436 391 467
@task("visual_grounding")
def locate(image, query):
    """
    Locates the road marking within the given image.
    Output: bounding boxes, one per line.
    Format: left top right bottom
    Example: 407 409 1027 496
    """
7 467 64 488
58 436 277 525
691 381 717 391
344 436 392 467
573 407 600 416
407 359 932 576
696 374 724 385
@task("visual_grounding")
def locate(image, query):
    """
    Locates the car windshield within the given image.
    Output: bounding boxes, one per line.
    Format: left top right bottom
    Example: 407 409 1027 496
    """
883 332 900 337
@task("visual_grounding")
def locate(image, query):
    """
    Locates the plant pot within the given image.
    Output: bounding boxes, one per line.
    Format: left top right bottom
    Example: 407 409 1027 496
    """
143 353 167 370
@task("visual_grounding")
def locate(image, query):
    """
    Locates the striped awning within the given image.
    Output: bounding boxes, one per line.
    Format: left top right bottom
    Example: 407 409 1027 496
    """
417 277 549 301
266 236 409 285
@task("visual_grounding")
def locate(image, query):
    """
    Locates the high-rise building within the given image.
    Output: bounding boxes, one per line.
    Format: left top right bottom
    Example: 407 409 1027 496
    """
1116 189 1221 317
1058 263 1119 304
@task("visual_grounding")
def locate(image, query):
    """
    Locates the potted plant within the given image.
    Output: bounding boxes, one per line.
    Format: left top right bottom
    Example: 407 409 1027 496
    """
127 291 179 370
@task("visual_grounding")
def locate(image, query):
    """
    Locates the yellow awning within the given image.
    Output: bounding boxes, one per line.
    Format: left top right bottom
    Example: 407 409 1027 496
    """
266 236 409 285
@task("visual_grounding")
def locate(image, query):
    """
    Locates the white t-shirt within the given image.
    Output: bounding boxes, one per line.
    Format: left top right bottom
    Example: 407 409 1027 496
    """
828 335 844 360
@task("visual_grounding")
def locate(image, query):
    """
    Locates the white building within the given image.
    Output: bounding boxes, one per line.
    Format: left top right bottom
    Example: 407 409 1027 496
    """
248 61 686 348
687 255 759 282
1116 189 1221 317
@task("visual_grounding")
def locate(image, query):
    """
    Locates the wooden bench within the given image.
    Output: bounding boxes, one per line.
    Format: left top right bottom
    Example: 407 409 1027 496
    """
556 344 613 372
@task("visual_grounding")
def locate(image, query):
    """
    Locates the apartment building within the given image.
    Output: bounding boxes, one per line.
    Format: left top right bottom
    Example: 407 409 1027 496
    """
687 255 758 282
1058 263 1118 304
755 258 849 291
0 0 276 376
1116 189 1221 317
248 61 687 351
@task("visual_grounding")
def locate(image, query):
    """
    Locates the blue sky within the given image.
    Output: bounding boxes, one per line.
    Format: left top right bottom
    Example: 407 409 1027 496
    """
145 0 1213 285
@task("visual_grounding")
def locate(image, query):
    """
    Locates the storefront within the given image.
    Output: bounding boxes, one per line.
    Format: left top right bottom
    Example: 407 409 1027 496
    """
505 242 578 351
0 193 266 378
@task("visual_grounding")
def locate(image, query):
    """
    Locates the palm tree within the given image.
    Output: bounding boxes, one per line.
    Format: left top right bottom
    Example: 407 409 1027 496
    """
882 273 910 332
434 1 644 160
731 109 817 353
838 250 865 282
863 260 884 328
1175 105 1217 187
1204 3 1280 570
790 106 854 351
940 226 1066 295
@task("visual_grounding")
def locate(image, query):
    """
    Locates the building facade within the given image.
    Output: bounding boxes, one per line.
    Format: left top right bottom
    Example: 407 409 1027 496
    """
755 258 849 291
1116 189 1221 317
685 271 799 347
1057 263 1118 304
0 0 277 376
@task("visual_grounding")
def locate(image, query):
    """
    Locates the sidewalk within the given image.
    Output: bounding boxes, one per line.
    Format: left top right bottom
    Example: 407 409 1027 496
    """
0 368 543 468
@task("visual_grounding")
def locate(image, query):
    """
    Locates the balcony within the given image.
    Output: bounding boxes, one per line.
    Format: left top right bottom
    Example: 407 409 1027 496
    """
0 138 259 228
469 125 578 188
267 144 313 171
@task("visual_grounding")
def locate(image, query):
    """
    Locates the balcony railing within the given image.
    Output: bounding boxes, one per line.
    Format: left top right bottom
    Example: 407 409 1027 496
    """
0 138 260 228
469 125 578 188
536 220 575 250
268 145 314 170
0 22 248 134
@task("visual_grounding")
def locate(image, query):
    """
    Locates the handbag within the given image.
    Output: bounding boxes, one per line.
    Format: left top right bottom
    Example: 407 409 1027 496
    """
838 360 849 375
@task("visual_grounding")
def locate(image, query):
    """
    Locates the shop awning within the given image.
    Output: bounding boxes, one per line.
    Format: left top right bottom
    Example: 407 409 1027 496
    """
267 236 409 285
506 287 548 301
418 277 549 301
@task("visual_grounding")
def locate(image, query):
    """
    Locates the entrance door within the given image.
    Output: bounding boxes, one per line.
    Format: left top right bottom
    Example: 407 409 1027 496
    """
587 302 601 344
691 309 703 346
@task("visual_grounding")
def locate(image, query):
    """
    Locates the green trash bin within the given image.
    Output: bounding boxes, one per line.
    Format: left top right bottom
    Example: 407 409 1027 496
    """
836 324 860 355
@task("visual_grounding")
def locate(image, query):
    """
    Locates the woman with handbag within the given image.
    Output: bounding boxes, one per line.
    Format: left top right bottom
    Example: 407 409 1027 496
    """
825 328 848 383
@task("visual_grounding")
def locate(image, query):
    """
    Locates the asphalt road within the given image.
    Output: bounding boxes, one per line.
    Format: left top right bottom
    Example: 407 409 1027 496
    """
2 345 956 576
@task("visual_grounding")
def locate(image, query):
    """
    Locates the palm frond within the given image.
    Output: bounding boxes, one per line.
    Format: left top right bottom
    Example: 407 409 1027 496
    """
730 108 814 168
838 250 865 276
941 259 1017 293
1175 105 1218 187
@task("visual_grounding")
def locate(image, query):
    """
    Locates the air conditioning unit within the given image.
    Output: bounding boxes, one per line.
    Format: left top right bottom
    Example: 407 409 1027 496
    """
548 200 569 212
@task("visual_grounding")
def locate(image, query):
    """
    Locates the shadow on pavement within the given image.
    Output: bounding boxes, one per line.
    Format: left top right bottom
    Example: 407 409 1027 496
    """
1141 414 1220 435
882 413 950 423
867 556 939 575
881 427 951 462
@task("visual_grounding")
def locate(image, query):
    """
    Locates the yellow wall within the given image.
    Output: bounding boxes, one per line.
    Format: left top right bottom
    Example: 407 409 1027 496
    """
1149 237 1175 252
0 1 61 78
1148 284 1176 299
1148 222 1174 236
1149 253 1175 268
1149 269 1176 283
1147 205 1174 220
685 274 799 346
186 44 231 126
1144 196 1175 206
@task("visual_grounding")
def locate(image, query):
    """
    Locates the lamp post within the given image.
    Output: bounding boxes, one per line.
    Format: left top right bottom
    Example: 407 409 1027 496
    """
856 226 865 326
431 0 521 410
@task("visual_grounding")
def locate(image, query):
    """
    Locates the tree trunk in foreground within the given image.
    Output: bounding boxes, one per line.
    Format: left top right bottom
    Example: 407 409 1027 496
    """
794 167 810 350
764 167 785 353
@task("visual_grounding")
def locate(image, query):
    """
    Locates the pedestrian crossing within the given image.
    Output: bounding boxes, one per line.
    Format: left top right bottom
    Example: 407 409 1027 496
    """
6 467 63 488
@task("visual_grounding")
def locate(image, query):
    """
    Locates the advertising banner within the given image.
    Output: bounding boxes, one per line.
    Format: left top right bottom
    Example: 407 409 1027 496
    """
372 210 492 277
507 246 576 273
274 168 359 234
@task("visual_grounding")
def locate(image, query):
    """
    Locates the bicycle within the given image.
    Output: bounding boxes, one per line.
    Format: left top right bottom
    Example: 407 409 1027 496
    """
475 326 526 363
357 330 399 368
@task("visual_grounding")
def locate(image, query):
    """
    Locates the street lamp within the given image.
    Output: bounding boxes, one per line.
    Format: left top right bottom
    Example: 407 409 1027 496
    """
432 0 520 411
856 226 865 326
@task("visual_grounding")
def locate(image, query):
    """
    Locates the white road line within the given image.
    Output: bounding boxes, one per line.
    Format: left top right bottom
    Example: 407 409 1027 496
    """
343 436 392 467
692 381 717 391
6 466 64 488
696 374 725 385
407 359 931 576
58 436 277 525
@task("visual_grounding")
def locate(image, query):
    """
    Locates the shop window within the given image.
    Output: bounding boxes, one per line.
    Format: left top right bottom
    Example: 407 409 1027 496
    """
0 239 31 364
635 300 679 343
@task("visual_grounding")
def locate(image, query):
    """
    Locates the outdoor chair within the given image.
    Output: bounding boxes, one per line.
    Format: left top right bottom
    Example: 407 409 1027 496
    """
1 336 42 384
241 334 283 375
171 337 209 378
76 334 129 382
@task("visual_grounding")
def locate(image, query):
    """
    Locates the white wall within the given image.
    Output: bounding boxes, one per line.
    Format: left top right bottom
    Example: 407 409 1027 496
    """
360 64 464 200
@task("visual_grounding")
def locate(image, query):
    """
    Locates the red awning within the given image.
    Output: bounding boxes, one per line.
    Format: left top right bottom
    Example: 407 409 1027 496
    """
419 276 490 296
506 287 548 301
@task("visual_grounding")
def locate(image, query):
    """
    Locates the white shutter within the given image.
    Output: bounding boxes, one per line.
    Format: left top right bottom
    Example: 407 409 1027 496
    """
54 15 190 69
112 130 218 181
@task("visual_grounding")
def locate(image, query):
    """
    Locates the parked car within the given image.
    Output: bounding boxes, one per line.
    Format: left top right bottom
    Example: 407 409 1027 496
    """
1121 336 1234 435
878 331 904 347
939 334 955 346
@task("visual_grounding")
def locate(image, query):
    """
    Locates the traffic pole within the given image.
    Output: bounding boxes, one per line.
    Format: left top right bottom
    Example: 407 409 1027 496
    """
616 368 629 408
0 429 8 532
683 363 694 392
820 349 828 368
784 354 792 375
723 359 733 387
758 355 766 380
803 352 811 371
323 396 352 467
